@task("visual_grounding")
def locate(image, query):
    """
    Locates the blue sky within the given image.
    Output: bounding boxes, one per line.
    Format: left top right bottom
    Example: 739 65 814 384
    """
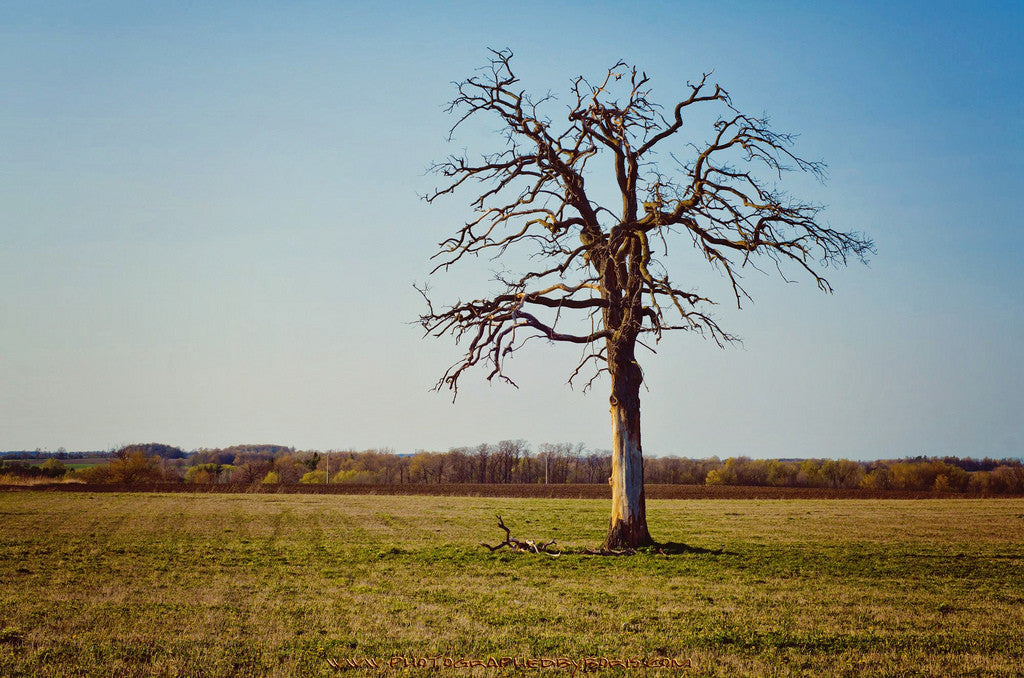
2 1 1021 459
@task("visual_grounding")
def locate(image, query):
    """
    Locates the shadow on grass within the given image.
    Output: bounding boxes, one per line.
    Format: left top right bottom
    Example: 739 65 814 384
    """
654 541 733 556
560 541 736 557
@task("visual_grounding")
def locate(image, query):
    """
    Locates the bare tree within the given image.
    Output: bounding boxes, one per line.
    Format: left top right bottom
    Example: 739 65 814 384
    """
474 443 491 483
493 439 527 483
445 447 474 483
419 50 872 549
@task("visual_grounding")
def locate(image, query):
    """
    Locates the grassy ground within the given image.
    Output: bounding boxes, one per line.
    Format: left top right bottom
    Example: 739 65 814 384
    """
5 458 106 470
1 492 1022 677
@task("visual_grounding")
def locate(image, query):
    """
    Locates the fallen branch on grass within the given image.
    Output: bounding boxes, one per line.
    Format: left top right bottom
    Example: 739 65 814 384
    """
480 515 560 556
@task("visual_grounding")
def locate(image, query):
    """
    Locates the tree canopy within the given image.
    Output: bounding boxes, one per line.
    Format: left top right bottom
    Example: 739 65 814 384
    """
420 49 873 393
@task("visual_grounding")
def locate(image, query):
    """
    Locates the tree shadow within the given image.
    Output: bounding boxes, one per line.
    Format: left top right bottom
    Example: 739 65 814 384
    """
571 541 736 557
653 541 735 556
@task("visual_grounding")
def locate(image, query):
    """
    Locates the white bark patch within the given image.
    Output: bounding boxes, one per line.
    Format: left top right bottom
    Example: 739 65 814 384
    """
609 401 645 527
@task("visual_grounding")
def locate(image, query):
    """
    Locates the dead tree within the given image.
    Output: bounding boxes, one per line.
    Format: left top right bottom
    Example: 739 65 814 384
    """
420 50 873 549
480 515 560 556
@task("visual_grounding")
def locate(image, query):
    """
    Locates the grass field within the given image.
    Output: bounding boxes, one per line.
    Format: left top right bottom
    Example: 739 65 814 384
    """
6 458 107 470
1 492 1022 677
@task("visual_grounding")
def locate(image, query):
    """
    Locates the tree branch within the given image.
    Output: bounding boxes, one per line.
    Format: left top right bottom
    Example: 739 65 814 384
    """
420 51 872 395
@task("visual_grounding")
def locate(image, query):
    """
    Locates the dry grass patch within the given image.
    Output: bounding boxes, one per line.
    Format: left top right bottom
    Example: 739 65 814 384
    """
0 493 1021 676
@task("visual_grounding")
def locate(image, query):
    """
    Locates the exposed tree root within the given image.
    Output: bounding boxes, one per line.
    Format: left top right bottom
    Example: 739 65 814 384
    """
480 515 560 556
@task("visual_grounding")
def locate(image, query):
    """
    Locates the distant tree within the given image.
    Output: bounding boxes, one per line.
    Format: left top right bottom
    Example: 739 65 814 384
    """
733 457 769 486
39 458 67 477
860 465 891 490
219 444 294 458
445 447 474 483
989 466 1024 494
408 452 431 483
577 451 610 484
766 460 799 487
185 463 223 484
967 471 992 495
718 457 742 485
232 454 273 484
942 464 970 492
834 460 866 489
491 440 527 483
300 470 327 484
797 460 824 487
474 443 491 483
0 460 41 478
115 443 186 460
191 449 236 466
933 474 953 493
705 469 726 486
420 51 872 548
380 451 410 484
108 451 165 484
76 463 113 483
515 448 536 483
332 469 377 484
273 454 304 484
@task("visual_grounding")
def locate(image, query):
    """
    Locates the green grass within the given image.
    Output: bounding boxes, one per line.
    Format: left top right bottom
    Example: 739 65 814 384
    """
58 461 104 470
1 493 1022 677
5 458 106 470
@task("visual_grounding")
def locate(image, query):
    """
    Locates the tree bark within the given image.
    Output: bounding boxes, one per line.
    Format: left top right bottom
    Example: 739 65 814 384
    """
604 348 654 549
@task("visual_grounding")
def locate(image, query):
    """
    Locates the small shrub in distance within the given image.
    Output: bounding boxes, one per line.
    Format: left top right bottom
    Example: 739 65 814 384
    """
299 470 327 484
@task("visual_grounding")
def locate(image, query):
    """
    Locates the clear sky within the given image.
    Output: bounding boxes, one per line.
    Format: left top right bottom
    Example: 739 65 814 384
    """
2 1 1021 460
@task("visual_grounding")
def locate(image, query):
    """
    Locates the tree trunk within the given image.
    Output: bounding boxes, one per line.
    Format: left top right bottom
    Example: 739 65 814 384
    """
604 353 653 549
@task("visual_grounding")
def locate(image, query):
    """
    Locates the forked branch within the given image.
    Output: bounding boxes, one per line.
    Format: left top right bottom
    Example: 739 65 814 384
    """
480 515 561 556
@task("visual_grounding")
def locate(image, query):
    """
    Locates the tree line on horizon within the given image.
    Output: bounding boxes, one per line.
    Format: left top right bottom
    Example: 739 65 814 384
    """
2 442 1023 494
